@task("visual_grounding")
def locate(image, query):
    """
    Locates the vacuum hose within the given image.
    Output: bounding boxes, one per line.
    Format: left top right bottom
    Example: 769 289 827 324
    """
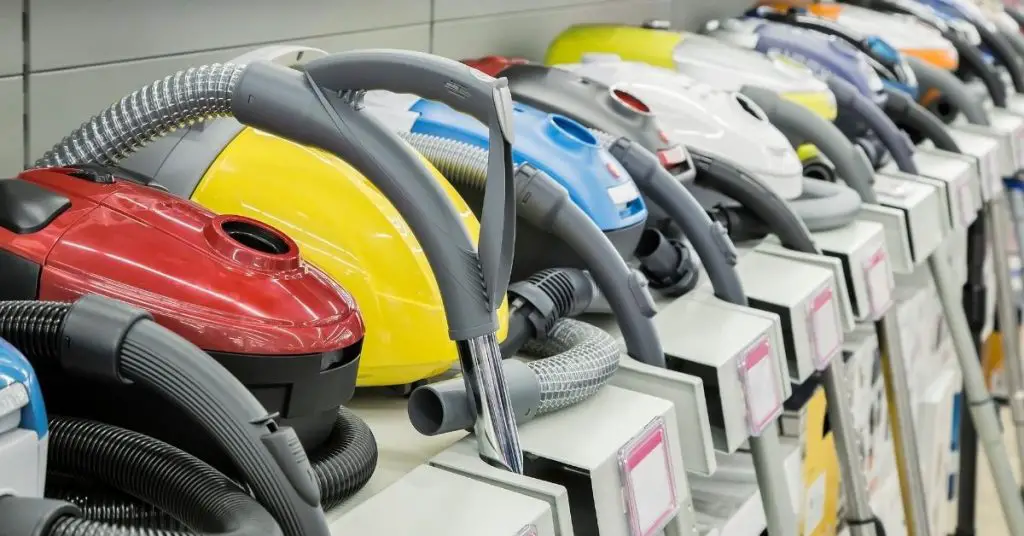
948 29 1008 109
687 147 819 253
740 85 878 203
0 296 328 536
825 76 918 174
37 416 281 536
400 131 665 368
908 56 992 126
881 87 963 152
409 269 619 436
976 21 1024 93
587 131 748 305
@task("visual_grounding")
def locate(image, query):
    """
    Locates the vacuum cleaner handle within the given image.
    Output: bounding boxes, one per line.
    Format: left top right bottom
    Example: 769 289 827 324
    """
234 54 515 340
229 44 328 66
300 49 517 331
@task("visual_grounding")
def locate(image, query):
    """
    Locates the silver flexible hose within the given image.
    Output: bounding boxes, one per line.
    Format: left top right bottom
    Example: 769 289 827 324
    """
36 63 247 168
398 131 490 191
521 318 620 414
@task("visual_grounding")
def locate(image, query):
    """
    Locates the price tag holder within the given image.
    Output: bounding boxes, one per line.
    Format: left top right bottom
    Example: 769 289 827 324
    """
737 337 783 436
807 287 841 370
957 182 975 228
618 418 679 536
863 247 894 319
515 525 538 536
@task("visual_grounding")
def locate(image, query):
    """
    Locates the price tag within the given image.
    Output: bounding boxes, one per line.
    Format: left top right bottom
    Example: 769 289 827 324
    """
618 418 678 536
957 182 976 227
737 337 782 435
804 472 827 534
863 248 894 319
807 287 841 370
515 525 538 536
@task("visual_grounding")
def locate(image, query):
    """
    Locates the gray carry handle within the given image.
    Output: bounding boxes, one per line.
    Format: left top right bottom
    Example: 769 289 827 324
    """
229 45 328 67
906 55 990 126
825 75 919 176
230 60 509 339
740 85 880 205
302 49 517 312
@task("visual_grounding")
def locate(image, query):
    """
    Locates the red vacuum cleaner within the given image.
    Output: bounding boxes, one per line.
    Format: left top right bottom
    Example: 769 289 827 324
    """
0 165 376 507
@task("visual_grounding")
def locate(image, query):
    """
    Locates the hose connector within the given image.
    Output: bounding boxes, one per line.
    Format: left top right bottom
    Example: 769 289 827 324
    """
508 268 596 341
635 229 700 297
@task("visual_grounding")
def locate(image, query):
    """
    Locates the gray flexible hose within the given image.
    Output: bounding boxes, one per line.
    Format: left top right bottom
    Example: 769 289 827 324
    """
399 130 666 368
589 129 861 233
907 56 991 126
794 178 864 231
408 318 620 435
740 85 879 205
826 75 919 175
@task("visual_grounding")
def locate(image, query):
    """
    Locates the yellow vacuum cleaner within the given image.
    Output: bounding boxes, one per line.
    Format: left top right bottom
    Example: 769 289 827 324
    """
116 45 508 388
545 23 839 120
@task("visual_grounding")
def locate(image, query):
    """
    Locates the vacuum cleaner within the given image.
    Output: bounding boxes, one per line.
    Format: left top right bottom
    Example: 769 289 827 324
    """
546 23 840 121
0 337 46 500
92 46 511 392
0 294 330 535
36 49 528 486
0 165 379 510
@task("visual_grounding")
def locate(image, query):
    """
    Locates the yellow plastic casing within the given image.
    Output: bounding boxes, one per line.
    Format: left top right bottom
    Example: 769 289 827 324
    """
800 387 841 535
191 127 508 387
545 24 838 120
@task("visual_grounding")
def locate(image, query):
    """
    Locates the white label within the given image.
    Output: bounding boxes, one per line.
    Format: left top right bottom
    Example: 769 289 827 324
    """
864 248 894 319
808 287 841 370
607 182 641 206
619 420 678 536
957 181 975 227
804 472 827 534
739 337 783 435
1017 129 1024 169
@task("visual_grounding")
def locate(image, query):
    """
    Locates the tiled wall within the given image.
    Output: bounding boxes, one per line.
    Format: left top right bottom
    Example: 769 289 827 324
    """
3 0 753 175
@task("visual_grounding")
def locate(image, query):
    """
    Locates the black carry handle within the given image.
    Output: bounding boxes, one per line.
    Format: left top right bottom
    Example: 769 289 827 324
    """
302 50 517 315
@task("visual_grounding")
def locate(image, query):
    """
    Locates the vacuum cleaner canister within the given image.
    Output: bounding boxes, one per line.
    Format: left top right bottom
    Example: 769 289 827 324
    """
546 23 839 120
116 52 508 389
554 56 806 200
806 2 960 70
361 90 648 281
0 167 364 449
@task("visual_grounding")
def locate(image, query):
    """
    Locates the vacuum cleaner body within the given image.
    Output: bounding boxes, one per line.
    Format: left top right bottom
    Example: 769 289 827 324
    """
0 167 364 449
545 24 840 121
710 17 887 105
807 2 960 70
751 7 922 98
118 119 508 388
550 56 807 201
0 337 46 498
361 91 648 281
461 58 696 227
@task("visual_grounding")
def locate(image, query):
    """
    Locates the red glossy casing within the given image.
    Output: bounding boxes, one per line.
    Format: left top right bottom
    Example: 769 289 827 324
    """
7 168 364 356
463 55 530 77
